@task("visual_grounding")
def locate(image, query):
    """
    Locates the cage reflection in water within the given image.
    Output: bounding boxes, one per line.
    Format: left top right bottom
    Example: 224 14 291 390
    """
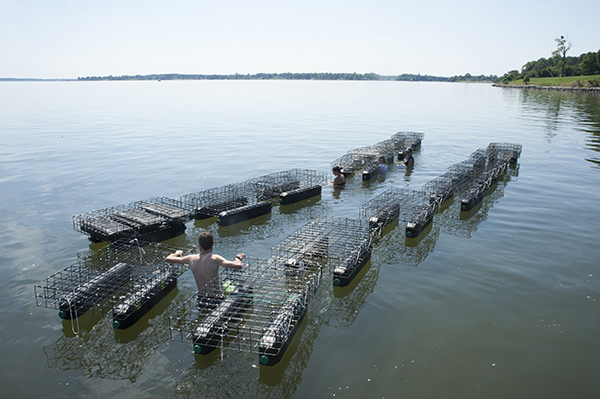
34 239 187 326
169 257 323 366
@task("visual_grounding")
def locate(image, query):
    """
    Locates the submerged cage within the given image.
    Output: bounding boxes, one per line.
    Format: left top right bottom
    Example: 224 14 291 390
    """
73 196 193 243
169 256 323 366
34 239 188 325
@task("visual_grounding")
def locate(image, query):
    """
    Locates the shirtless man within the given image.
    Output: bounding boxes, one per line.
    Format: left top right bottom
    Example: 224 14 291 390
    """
165 232 245 295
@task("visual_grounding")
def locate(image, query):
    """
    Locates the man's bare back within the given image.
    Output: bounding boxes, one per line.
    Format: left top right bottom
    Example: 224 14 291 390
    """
165 233 245 295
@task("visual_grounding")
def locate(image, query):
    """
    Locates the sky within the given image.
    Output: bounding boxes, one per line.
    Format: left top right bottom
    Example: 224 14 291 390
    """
1 0 599 79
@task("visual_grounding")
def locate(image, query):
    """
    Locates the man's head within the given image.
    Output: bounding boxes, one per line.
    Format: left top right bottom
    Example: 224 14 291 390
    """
405 147 413 154
198 232 214 251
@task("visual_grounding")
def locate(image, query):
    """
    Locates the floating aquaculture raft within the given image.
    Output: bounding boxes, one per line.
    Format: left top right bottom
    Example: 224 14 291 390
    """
34 239 187 328
73 196 193 243
169 217 371 366
179 169 328 226
271 217 372 288
169 257 323 366
331 132 424 179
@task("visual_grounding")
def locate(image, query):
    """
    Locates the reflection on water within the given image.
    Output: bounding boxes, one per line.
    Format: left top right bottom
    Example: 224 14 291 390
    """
518 88 600 168
45 287 179 382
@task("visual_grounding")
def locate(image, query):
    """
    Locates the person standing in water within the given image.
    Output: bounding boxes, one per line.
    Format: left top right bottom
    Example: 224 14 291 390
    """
378 156 389 173
331 166 346 186
403 148 414 168
165 232 245 295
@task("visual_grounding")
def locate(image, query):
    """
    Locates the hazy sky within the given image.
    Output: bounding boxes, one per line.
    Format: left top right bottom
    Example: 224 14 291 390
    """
1 0 598 79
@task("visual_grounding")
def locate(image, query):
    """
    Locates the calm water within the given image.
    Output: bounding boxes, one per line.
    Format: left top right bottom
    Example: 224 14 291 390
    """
1 81 600 399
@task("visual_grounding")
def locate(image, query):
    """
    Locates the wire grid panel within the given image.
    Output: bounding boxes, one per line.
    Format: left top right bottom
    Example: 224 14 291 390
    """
168 256 323 356
34 239 188 319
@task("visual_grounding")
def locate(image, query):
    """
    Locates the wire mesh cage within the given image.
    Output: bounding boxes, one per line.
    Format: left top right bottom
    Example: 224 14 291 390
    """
331 152 378 176
73 196 193 243
180 182 256 220
391 131 424 150
359 189 402 231
249 169 329 201
487 143 522 165
271 217 373 287
168 256 323 366
34 239 189 325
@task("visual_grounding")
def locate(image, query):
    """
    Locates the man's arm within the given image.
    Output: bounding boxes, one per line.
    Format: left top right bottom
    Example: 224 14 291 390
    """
165 250 190 264
216 253 246 270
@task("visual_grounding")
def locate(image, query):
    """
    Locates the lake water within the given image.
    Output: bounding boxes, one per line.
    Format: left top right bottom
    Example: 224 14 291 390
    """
1 80 600 399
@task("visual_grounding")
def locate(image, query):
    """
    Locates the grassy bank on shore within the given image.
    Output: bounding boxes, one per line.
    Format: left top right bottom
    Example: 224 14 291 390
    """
502 75 600 87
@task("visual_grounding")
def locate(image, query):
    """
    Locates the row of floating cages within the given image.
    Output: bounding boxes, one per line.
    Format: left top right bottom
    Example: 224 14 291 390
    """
168 256 323 366
178 169 329 226
271 217 372 287
73 196 194 243
461 144 521 212
331 131 425 180
34 239 188 329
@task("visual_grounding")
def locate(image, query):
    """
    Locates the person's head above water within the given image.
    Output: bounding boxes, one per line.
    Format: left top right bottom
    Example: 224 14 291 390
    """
198 232 214 251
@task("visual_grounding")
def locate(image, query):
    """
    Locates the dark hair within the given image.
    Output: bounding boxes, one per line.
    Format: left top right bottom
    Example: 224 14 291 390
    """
332 166 342 173
198 232 214 250
378 156 388 165
405 147 413 154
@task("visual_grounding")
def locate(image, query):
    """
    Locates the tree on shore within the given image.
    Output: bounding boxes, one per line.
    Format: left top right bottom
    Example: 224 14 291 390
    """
552 36 572 77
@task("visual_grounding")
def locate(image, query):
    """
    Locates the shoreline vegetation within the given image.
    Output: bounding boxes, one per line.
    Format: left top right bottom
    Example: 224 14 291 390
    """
0 72 498 83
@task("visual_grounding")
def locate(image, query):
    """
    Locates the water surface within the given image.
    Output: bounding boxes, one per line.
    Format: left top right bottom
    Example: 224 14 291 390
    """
1 80 599 398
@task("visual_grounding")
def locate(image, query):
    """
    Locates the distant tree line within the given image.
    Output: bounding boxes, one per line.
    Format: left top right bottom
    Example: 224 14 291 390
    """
396 73 499 82
396 73 448 82
77 72 382 81
501 37 600 84
448 73 500 82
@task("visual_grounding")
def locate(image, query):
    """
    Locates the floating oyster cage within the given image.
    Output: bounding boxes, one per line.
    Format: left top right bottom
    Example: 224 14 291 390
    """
331 152 378 175
391 131 424 150
180 182 256 220
460 169 499 212
248 168 329 202
168 256 323 366
34 239 188 324
73 196 193 243
487 143 522 164
271 217 372 287
360 189 402 231
180 169 329 220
